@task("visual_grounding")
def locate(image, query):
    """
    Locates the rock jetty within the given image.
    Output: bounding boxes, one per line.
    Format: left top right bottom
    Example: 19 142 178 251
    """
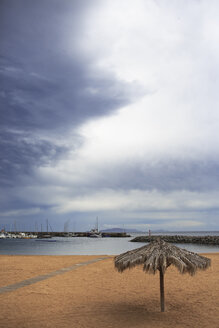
36 231 130 238
131 235 219 245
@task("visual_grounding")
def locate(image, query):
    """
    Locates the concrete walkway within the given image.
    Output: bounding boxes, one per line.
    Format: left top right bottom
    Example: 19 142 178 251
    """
0 256 108 295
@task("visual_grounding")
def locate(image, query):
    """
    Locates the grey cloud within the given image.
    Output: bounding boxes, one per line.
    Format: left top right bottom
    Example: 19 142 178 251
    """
74 158 219 193
0 54 138 133
0 129 68 186
2 0 217 232
0 0 143 186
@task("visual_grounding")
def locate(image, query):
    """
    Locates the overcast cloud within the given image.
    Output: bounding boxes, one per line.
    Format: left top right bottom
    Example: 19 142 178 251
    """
1 0 219 232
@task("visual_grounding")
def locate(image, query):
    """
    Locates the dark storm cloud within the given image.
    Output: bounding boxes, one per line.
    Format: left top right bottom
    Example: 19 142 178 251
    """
0 129 68 186
0 53 136 133
0 0 142 184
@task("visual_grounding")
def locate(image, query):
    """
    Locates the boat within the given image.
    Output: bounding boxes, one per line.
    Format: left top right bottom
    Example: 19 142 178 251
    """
89 233 102 238
88 217 102 238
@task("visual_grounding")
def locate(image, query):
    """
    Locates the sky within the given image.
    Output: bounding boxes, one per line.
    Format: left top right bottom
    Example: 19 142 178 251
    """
1 0 219 232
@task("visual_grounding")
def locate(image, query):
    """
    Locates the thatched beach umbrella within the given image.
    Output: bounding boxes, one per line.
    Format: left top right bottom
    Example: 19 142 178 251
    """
114 238 211 312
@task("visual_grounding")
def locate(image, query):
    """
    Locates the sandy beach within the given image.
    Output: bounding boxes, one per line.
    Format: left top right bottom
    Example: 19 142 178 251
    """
0 253 218 328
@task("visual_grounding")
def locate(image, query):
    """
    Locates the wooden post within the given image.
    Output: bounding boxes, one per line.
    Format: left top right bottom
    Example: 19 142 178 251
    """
159 269 165 312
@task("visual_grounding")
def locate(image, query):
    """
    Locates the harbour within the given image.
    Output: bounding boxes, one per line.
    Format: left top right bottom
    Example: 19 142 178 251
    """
1 232 219 255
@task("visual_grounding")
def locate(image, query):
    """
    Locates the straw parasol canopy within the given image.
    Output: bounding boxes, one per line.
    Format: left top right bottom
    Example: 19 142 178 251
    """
114 238 211 312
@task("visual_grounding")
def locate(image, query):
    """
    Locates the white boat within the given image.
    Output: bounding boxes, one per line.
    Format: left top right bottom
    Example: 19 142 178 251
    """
89 233 102 238
0 232 6 239
89 217 102 238
29 234 38 239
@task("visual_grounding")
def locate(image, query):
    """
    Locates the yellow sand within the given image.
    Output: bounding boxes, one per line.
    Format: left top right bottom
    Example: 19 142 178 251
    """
0 253 218 328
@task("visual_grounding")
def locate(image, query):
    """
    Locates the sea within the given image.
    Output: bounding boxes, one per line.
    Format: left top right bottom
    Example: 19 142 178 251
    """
0 231 219 255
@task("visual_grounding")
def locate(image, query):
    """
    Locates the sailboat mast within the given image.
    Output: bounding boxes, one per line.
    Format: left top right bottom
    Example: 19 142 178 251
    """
96 216 98 233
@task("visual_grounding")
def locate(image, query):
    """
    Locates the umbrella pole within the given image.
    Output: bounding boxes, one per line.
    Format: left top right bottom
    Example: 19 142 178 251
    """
159 269 165 312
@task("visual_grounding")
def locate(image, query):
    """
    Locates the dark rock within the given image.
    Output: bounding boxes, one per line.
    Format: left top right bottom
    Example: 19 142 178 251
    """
130 235 219 245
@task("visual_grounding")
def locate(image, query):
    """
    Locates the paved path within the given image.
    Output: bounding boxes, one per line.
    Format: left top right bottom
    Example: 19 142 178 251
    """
0 257 109 295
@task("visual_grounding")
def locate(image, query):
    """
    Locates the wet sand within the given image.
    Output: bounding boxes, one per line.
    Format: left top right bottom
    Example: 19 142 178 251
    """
0 253 218 328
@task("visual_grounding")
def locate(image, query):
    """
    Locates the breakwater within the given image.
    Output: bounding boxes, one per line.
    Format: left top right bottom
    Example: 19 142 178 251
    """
131 235 219 245
36 232 130 238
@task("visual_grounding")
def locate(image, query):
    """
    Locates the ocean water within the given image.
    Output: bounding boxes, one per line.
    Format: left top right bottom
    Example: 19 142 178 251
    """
0 232 219 255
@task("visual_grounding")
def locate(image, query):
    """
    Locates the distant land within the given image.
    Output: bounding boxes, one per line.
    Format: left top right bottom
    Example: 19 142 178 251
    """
100 228 141 233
